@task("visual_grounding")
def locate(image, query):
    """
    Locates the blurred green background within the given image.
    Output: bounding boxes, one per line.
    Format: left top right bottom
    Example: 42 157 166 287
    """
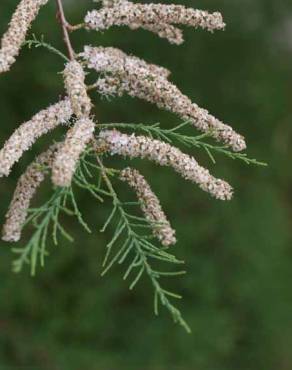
1 0 292 369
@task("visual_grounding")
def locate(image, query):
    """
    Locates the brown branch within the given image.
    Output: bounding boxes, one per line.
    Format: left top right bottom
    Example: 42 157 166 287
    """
55 0 75 60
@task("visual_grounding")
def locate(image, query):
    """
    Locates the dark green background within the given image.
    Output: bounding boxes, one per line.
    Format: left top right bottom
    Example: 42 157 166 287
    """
1 0 292 369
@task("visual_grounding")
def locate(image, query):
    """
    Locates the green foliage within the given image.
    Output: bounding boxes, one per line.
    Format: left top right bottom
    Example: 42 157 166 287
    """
12 144 190 330
24 34 69 62
9 111 263 333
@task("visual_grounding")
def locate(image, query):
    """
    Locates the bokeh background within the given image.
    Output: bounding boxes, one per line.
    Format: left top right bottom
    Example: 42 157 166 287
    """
1 0 292 369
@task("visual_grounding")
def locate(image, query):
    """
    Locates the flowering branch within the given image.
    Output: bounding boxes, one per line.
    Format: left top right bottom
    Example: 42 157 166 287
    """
0 0 266 332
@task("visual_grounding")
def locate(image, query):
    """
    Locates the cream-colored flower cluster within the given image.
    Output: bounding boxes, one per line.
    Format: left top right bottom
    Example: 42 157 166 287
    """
99 130 233 201
85 0 225 44
52 61 95 187
0 99 72 177
82 46 246 152
2 144 59 242
52 117 95 187
0 0 48 73
81 46 170 78
63 61 91 118
120 167 176 246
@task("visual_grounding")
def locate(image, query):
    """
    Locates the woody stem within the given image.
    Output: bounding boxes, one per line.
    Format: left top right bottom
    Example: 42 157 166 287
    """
55 0 75 61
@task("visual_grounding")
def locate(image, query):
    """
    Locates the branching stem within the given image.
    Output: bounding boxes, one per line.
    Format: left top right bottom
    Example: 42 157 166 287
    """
55 0 75 60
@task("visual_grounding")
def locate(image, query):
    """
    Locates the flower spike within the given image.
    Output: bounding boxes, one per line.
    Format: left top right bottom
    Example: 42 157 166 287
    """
52 118 95 187
99 130 233 201
0 99 73 177
0 0 49 73
82 46 246 152
2 144 59 242
85 1 225 44
120 167 176 246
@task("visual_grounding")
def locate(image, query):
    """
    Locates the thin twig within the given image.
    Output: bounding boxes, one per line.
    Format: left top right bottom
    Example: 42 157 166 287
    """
55 0 75 60
67 23 85 32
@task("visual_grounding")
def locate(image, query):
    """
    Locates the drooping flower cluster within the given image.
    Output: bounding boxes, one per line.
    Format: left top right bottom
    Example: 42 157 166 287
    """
0 0 48 73
82 46 246 152
80 46 171 78
120 167 176 246
85 0 225 44
52 61 95 187
52 117 95 187
2 144 59 242
99 130 233 201
0 99 72 177
63 60 92 118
